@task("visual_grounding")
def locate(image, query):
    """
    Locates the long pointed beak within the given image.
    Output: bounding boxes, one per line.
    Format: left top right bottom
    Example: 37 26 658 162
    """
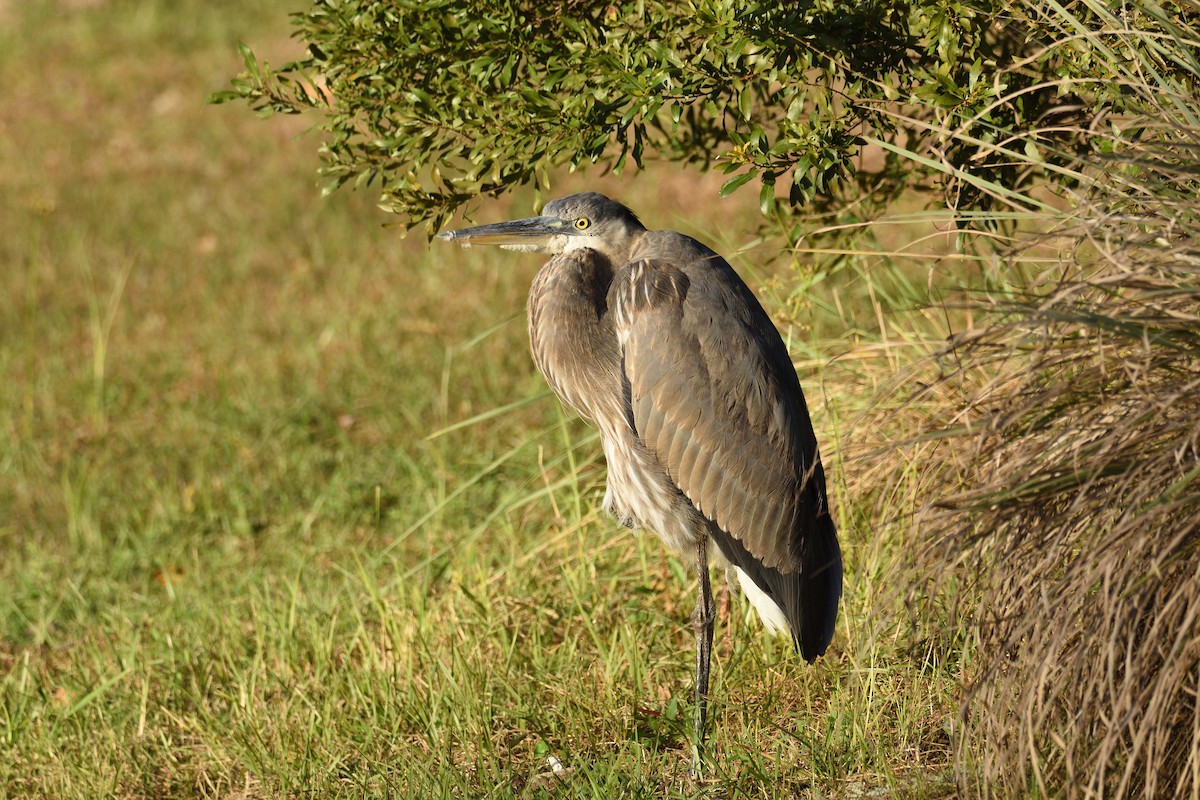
436 216 570 251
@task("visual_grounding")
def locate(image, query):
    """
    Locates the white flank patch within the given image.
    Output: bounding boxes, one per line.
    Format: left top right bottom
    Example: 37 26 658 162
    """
735 567 790 636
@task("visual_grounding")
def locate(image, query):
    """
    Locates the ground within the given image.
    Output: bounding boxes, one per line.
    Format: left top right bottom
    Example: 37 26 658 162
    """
0 2 961 796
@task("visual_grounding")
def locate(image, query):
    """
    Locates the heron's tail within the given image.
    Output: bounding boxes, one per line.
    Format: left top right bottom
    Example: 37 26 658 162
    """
794 512 842 662
708 513 842 663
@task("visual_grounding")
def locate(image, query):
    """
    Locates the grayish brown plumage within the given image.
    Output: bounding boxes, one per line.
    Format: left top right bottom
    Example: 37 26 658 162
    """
438 192 841 773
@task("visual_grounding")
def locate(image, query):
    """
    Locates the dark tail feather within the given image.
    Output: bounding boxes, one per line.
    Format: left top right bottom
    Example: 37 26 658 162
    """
708 513 842 663
796 513 842 662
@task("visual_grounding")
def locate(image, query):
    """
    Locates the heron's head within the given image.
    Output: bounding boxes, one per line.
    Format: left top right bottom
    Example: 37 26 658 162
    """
437 192 645 262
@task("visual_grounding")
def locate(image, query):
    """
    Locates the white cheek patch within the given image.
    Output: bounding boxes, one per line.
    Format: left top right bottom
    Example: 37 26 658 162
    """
562 235 596 253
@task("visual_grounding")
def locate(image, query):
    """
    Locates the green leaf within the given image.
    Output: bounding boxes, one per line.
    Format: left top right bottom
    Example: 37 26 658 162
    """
719 171 756 197
759 180 775 215
738 87 752 121
238 41 261 79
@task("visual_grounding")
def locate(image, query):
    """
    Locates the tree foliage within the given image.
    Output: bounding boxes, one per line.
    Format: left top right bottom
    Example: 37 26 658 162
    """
211 0 1154 235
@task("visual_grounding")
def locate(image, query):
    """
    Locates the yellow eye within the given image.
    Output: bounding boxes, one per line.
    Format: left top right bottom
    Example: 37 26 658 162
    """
575 217 591 230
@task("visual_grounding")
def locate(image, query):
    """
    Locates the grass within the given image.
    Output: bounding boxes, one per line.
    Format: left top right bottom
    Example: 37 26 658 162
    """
0 2 964 797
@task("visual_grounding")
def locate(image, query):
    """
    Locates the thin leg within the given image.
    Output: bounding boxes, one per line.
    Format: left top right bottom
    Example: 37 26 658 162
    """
690 537 716 778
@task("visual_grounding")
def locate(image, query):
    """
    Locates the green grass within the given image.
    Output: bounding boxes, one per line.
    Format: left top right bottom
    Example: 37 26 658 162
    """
0 2 960 797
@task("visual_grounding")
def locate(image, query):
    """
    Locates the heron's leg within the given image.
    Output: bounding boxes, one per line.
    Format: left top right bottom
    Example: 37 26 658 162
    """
690 537 716 777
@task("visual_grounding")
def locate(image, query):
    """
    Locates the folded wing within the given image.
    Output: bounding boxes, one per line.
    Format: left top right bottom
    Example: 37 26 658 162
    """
609 257 841 661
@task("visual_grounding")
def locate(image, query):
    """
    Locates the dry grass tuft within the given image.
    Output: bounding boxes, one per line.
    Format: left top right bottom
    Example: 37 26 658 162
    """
915 126 1200 797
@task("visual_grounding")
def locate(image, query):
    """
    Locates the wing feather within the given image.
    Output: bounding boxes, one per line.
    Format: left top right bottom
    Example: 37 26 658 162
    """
611 257 813 570
638 393 666 446
609 254 842 658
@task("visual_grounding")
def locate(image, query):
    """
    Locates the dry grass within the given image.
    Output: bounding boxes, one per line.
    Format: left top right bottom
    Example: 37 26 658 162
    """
828 1 1200 794
897 71 1200 800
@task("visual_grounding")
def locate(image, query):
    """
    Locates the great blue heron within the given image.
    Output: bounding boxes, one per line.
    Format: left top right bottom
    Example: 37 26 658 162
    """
438 192 841 772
